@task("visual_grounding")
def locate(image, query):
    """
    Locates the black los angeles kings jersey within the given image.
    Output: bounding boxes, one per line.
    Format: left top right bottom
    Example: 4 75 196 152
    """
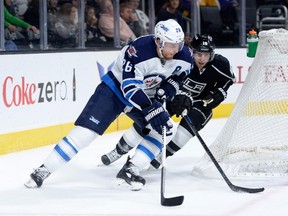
181 54 235 100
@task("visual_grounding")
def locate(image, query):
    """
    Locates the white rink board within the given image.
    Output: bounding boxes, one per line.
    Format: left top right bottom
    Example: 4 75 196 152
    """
216 48 254 102
0 51 118 134
0 48 253 134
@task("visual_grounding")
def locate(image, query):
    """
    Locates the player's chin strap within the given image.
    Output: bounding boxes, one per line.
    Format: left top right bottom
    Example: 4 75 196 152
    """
158 45 169 61
159 48 164 59
181 111 265 194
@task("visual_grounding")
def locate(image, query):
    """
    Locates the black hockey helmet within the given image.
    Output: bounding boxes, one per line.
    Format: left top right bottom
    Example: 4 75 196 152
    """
190 34 215 61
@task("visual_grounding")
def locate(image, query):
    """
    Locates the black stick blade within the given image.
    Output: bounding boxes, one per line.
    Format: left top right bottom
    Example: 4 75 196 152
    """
231 185 265 193
161 195 184 206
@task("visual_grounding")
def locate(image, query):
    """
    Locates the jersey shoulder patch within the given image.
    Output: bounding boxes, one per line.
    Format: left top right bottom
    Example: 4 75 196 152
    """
125 35 157 64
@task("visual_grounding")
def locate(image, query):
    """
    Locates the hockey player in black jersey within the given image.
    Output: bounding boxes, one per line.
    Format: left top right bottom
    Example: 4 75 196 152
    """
150 34 236 168
102 34 235 189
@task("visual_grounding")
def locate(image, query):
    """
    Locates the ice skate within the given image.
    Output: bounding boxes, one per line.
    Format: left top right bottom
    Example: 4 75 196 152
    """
24 165 51 188
116 157 146 191
101 148 123 165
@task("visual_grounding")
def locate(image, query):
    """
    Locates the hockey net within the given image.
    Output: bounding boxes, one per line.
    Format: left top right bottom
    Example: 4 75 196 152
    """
193 28 288 178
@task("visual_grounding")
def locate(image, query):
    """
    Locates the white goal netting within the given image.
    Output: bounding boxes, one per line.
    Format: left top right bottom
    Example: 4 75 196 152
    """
193 28 288 178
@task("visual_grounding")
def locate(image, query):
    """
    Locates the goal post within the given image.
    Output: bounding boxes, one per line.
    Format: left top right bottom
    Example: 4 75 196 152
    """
193 28 288 178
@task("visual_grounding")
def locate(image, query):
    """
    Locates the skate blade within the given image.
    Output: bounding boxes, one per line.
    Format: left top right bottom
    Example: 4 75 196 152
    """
116 178 143 191
24 178 38 188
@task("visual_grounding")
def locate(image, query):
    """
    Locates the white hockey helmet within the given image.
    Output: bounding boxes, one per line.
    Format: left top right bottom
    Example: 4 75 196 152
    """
154 19 184 51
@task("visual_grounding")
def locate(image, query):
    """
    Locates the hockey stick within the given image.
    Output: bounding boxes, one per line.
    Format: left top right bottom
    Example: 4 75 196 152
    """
183 115 265 193
161 99 184 206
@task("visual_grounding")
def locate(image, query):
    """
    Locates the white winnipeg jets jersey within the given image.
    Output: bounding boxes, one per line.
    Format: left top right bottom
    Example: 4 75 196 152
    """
102 35 193 110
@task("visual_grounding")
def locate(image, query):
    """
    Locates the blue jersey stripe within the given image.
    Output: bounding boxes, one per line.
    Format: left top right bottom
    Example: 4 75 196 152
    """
137 144 155 160
102 72 133 107
144 135 162 150
122 85 135 95
63 137 78 154
54 145 70 162
122 79 143 88
125 90 135 101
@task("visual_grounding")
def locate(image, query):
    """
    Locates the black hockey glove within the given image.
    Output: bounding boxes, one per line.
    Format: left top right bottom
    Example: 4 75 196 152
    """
169 91 194 117
143 101 172 135
155 75 180 102
202 88 227 110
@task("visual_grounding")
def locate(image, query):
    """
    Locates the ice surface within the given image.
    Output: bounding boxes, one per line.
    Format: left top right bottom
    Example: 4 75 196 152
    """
1 118 288 216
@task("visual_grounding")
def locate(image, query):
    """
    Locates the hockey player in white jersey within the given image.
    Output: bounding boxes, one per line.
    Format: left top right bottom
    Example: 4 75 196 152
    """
102 34 235 186
24 19 193 189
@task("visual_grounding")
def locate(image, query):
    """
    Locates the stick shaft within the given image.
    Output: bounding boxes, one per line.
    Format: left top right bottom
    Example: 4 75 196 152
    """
160 100 184 206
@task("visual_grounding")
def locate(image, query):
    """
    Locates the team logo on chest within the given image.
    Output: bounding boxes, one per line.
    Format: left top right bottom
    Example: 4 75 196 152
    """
144 75 164 89
183 77 206 96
